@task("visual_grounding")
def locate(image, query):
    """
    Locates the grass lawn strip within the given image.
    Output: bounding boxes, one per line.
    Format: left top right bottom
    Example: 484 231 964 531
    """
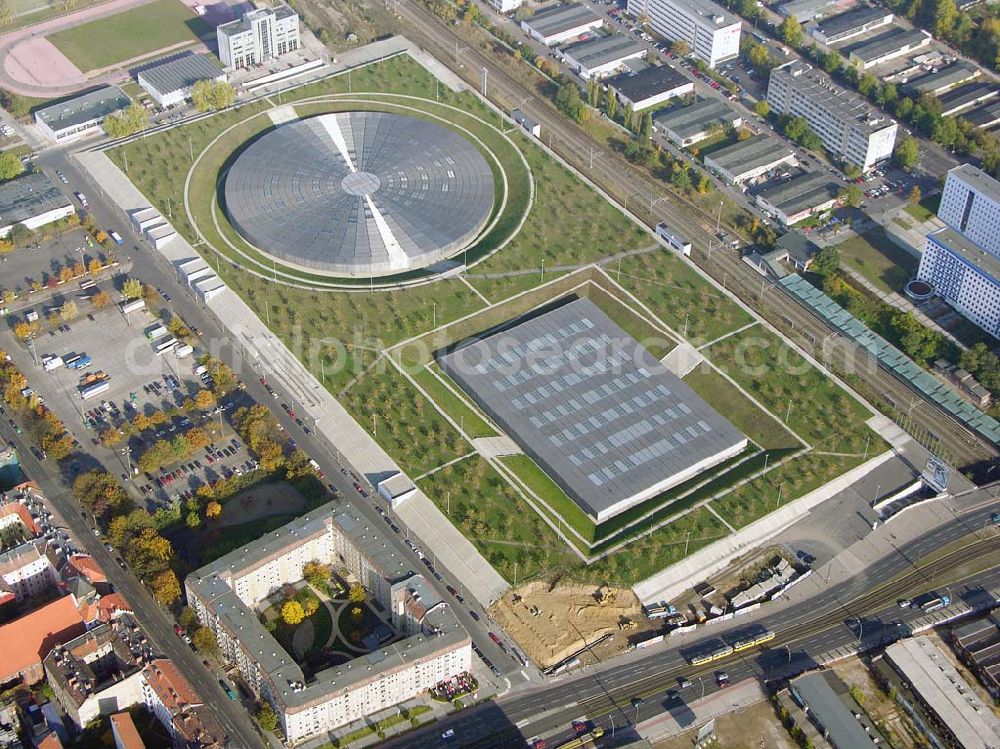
704 326 875 455
682 366 803 450
836 228 919 296
47 0 204 72
411 365 497 440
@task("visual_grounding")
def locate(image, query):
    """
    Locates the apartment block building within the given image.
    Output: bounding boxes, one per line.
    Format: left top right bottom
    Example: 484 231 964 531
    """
626 0 741 68
186 503 471 746
767 61 897 171
216 4 300 70
936 163 1000 257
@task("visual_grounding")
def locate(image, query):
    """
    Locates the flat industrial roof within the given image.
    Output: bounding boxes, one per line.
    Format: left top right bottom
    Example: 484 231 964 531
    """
438 298 747 521
815 6 892 39
777 0 838 21
947 163 1000 208
0 172 72 227
938 81 998 113
34 86 130 133
850 28 930 63
704 136 794 176
654 98 739 138
658 0 738 26
523 2 601 38
927 226 1000 282
885 638 1000 749
757 172 840 217
608 65 690 102
218 3 295 37
791 673 876 749
563 34 645 70
963 100 1000 128
137 53 224 96
903 61 980 94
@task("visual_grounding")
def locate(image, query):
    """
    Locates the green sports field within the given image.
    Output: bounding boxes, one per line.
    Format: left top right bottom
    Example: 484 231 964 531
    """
47 0 207 73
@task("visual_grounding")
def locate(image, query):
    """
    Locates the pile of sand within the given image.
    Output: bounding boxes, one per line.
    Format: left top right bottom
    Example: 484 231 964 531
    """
491 581 644 669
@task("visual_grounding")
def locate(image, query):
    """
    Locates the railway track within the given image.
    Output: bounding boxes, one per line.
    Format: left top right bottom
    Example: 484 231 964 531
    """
392 0 997 466
447 533 1000 749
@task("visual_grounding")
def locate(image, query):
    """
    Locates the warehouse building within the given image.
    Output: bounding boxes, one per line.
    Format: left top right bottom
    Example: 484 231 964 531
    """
520 2 603 45
653 97 742 146
608 65 693 110
883 637 1000 749
0 172 74 237
767 61 897 170
848 28 931 69
34 85 131 143
776 0 843 23
963 100 1000 130
951 614 1000 699
627 0 741 68
136 53 226 108
439 298 748 523
789 672 878 748
754 171 841 226
903 61 980 97
937 82 998 118
810 6 893 45
704 135 796 184
561 34 647 79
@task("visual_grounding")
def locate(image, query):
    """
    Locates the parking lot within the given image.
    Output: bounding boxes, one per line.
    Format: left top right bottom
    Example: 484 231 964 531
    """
3 299 257 508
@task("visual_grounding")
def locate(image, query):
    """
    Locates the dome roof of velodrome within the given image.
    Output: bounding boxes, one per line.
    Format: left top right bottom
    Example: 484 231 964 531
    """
222 111 495 277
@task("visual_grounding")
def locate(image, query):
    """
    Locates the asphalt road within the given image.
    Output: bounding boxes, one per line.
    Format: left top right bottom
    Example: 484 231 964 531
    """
384 486 1000 748
0 415 268 749
31 144 525 678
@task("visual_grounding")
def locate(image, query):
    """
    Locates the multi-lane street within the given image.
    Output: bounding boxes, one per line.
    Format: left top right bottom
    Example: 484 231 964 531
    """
385 486 1000 747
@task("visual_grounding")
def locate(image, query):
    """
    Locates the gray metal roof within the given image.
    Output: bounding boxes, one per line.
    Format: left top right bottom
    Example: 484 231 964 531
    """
654 98 739 138
849 28 929 63
885 638 1000 749
814 6 893 40
777 0 839 22
563 34 646 70
137 53 224 96
0 172 72 228
756 171 840 217
903 61 980 95
771 62 895 136
523 2 601 38
963 100 1000 128
223 112 494 277
608 65 690 103
438 298 746 521
791 673 877 748
34 86 130 133
779 274 1000 444
938 82 998 114
704 136 794 176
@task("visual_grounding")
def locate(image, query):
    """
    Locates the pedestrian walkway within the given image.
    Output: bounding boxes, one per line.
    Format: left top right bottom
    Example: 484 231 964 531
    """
73 109 509 606
633 451 895 605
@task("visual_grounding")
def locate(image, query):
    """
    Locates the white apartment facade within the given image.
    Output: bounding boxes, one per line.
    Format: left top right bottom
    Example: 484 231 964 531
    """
936 163 1000 256
217 4 300 71
767 61 897 171
0 542 58 602
626 0 741 68
186 504 471 746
